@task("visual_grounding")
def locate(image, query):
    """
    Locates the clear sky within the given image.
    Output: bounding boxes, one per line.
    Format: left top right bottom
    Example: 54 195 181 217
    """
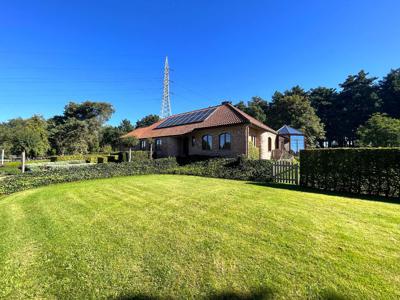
1 0 399 125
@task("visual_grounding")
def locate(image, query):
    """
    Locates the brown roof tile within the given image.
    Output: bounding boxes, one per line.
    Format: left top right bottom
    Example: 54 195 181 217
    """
123 103 276 139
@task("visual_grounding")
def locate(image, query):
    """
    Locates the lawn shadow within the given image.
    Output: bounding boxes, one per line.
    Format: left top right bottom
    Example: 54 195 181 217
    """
246 182 400 205
112 287 273 300
112 287 349 300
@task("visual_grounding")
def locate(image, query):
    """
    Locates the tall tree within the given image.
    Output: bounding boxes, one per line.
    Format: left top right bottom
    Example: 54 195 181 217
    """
336 70 381 145
379 68 400 118
267 87 325 146
118 119 134 134
7 116 50 157
234 97 268 123
357 113 400 147
135 114 160 128
48 101 114 154
309 87 338 147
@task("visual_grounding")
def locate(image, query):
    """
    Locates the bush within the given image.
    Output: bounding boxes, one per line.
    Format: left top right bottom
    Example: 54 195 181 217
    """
300 148 400 198
171 157 273 182
248 142 260 160
0 158 178 195
97 157 107 164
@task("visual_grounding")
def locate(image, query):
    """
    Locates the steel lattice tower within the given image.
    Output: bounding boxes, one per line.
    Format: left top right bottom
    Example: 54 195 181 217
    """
160 56 172 118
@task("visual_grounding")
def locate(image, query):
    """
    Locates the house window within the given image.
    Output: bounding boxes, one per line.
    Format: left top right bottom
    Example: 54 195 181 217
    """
192 136 196 147
155 138 162 150
140 140 146 150
219 133 232 150
250 135 257 146
202 135 212 150
268 137 272 152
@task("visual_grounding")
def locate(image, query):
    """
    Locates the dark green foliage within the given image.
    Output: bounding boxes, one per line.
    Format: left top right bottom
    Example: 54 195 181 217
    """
0 158 178 195
379 68 400 119
1 116 50 157
300 148 400 197
135 114 160 128
335 71 381 145
309 87 338 147
267 87 325 146
97 157 107 164
0 157 275 195
357 114 400 147
50 154 105 162
171 157 273 182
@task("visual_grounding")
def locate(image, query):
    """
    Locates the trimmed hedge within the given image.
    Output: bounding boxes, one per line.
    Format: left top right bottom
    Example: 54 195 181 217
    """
171 157 274 182
0 158 178 195
51 154 108 162
0 157 274 195
300 148 400 198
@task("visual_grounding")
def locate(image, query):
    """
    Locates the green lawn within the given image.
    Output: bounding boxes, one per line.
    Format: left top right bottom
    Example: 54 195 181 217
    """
0 175 399 299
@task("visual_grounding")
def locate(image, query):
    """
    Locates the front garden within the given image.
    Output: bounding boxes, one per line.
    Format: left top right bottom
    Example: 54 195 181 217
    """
0 175 399 299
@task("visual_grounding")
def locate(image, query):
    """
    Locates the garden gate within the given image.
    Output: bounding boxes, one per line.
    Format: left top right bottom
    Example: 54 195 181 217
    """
272 161 299 185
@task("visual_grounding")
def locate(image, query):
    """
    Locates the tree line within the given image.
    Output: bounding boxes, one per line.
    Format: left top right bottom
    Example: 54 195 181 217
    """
0 101 160 157
1 68 399 158
235 68 400 147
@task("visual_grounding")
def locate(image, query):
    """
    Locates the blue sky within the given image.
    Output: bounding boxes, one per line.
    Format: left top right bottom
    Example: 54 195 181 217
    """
1 0 399 125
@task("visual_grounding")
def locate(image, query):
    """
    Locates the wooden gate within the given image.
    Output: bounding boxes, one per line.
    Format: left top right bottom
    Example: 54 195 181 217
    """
272 161 299 185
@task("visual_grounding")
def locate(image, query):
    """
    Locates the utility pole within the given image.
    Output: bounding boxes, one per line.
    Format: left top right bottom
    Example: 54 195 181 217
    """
160 56 172 118
1 149 4 166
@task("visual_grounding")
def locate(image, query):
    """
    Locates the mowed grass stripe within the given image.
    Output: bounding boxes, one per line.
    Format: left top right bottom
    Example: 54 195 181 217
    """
0 175 399 299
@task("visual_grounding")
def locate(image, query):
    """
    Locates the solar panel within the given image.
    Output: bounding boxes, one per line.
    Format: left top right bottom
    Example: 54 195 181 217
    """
156 107 216 129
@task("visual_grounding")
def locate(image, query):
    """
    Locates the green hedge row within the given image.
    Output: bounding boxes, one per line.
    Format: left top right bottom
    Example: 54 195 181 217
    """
300 148 400 198
50 154 108 162
0 158 178 195
170 157 274 182
0 157 274 195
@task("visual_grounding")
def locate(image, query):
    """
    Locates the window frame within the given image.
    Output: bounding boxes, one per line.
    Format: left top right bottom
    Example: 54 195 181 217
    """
155 138 162 151
268 137 272 152
140 140 147 150
219 133 232 150
191 136 196 147
202 135 212 150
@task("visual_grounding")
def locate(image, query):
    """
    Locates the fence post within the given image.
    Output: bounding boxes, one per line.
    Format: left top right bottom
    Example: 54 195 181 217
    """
129 148 132 162
1 149 4 166
21 151 26 173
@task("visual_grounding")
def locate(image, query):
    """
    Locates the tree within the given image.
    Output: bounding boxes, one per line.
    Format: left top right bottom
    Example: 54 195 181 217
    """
54 119 90 155
336 70 381 145
266 87 325 146
135 115 160 128
64 101 114 124
309 87 338 147
379 68 400 118
118 119 134 134
357 113 400 147
48 101 115 154
235 97 268 123
6 116 50 157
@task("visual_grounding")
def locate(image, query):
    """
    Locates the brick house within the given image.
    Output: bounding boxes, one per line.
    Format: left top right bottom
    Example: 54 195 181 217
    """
123 102 285 159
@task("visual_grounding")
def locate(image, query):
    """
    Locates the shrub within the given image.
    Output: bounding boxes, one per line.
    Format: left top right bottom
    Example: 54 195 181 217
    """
97 157 107 164
300 148 400 197
171 157 273 182
248 142 260 160
0 158 178 195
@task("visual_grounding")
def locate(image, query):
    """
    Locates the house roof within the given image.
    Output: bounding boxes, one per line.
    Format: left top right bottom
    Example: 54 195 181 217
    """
123 103 277 139
278 125 304 136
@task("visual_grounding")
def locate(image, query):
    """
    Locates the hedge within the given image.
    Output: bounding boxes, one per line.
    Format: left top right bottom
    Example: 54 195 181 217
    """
300 148 400 198
0 158 178 195
0 157 274 195
170 157 274 182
